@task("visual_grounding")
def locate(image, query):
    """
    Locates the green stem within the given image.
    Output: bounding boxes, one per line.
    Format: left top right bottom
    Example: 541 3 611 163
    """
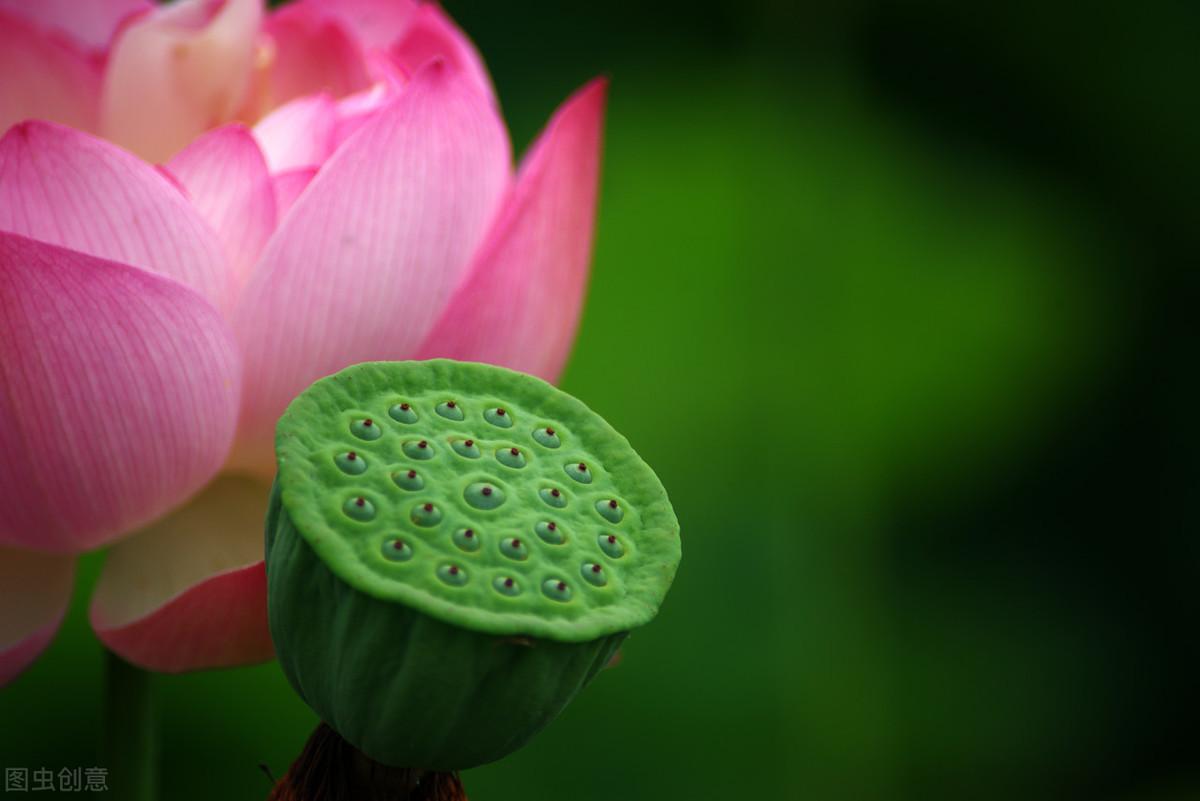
101 650 157 801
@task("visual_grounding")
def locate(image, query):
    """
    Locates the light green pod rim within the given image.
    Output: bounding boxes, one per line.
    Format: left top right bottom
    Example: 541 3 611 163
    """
274 360 681 643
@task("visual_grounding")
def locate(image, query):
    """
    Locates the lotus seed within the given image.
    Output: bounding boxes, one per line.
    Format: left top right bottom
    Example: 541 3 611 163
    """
388 403 418 424
532 426 561 448
542 579 572 601
343 496 376 521
382 538 413 562
411 502 443 527
539 487 568 508
484 407 512 428
452 528 481 552
598 533 625 558
436 401 464 421
496 446 527 469
392 469 423 491
451 438 481 458
335 451 367 475
566 462 593 484
499 537 528 561
464 482 506 510
535 520 566 545
403 439 435 460
581 562 607 587
437 564 468 586
351 418 381 440
596 498 624 523
493 575 521 596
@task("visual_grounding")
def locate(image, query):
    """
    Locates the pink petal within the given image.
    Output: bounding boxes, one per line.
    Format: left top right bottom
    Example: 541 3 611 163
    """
100 0 263 162
90 476 272 672
0 0 150 51
0 10 102 134
416 78 607 382
251 93 336 172
165 124 277 286
286 0 419 50
272 167 317 218
389 3 494 104
228 62 510 475
260 2 371 108
0 232 241 553
0 547 74 686
330 58 408 150
0 121 235 311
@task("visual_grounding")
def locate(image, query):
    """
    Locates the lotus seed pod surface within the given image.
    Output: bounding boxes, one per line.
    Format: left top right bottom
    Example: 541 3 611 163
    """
272 360 680 642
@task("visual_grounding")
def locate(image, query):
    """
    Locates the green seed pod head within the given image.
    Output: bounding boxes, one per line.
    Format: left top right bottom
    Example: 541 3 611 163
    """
266 360 681 770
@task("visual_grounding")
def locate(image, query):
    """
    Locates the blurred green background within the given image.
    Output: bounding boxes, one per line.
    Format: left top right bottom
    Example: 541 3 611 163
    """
3 1 1197 798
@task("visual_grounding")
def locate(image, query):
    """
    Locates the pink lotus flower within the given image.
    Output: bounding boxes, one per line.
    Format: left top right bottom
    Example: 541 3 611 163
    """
0 0 606 683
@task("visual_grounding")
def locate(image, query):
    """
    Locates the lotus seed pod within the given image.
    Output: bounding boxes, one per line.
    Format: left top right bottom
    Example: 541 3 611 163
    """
266 360 681 771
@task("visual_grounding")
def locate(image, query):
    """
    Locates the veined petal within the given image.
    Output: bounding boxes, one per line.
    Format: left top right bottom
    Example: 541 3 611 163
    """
260 2 371 108
165 124 277 286
101 0 263 162
229 62 510 475
272 167 317 219
288 0 419 50
0 0 150 51
90 475 272 672
330 56 407 151
0 121 235 312
0 233 241 553
416 79 607 382
0 10 102 134
389 3 494 104
0 547 74 686
251 93 336 172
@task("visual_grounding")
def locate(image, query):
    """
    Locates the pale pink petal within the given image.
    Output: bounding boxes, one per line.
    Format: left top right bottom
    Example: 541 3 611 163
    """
272 167 317 218
90 476 272 672
0 0 150 51
0 547 74 686
0 10 102 134
389 3 494 104
251 93 336 172
101 0 263 162
416 79 607 381
0 121 234 311
286 0 419 50
228 62 511 475
165 124 276 286
330 57 407 151
260 2 371 108
0 232 241 553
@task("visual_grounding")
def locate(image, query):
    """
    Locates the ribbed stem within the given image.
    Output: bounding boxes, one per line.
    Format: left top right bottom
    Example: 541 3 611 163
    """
267 724 467 801
101 650 157 801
